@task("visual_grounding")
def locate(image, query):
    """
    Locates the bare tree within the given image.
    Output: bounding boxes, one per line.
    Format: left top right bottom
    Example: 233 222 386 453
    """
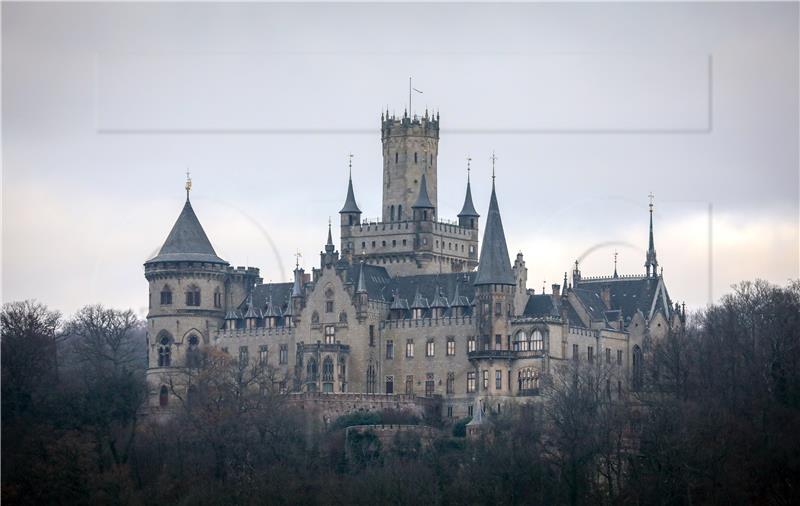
66 305 144 377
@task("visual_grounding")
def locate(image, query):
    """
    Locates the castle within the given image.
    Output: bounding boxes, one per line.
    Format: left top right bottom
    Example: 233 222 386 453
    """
144 109 683 421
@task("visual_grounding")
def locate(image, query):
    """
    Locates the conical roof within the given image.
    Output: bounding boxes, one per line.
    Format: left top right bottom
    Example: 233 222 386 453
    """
356 261 368 294
339 174 362 214
430 287 449 308
474 181 515 286
457 179 479 218
412 174 435 209
411 288 430 309
146 198 227 265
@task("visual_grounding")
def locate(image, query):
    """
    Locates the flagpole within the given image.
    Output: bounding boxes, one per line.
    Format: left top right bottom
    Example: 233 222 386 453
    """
409 76 412 115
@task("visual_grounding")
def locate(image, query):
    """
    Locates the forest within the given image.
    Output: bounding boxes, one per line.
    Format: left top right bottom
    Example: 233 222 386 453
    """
2 279 799 505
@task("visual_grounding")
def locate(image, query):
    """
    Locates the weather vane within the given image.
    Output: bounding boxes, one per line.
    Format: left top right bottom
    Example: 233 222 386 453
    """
294 250 302 269
648 192 655 209
185 170 192 198
490 151 497 181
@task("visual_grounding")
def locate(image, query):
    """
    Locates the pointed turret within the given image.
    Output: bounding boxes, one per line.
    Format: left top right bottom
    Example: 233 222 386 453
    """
339 170 362 215
457 171 480 223
645 194 659 278
356 260 368 294
412 173 435 210
474 178 515 286
145 191 227 265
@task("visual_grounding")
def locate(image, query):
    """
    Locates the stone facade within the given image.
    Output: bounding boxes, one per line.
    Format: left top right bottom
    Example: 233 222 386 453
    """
144 109 684 422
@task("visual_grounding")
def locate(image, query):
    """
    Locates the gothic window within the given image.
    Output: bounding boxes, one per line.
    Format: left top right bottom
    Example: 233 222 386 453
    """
632 345 643 390
398 205 403 220
322 357 334 382
414 152 418 163
405 375 414 395
366 365 376 394
159 385 169 407
588 346 594 364
467 372 476 393
325 301 334 313
186 334 200 368
311 311 320 325
426 339 435 357
390 205 395 221
369 325 375 347
160 286 173 305
573 344 579 360
495 370 502 390
446 337 455 356
158 334 172 367
339 311 347 324
494 302 502 316
239 346 249 366
446 372 455 394
279 344 288 364
468 337 476 353
385 376 394 394
324 325 335 344
395 152 399 164
617 350 623 366
185 285 201 306
425 373 435 396
532 330 544 352
259 345 268 365
514 331 529 352
606 348 612 364
213 288 222 308
482 370 489 390
307 357 318 382
386 340 394 359
339 358 347 392
406 339 414 358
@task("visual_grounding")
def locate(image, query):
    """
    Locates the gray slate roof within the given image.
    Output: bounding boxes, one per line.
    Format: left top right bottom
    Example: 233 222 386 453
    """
523 294 561 318
474 182 515 286
339 175 362 214
146 198 227 265
457 179 479 218
575 276 669 321
412 174 435 209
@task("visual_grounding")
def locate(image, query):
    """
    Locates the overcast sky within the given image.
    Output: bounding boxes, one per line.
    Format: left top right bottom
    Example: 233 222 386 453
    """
3 2 798 318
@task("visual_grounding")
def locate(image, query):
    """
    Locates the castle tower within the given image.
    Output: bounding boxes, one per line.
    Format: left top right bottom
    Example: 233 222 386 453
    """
381 110 440 222
144 177 259 410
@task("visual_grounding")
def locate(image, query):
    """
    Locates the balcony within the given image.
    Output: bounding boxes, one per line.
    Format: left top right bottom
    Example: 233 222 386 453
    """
467 349 545 361
300 342 351 354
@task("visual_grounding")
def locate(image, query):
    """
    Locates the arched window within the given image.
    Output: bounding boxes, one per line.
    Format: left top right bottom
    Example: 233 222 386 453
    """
213 288 222 308
532 330 544 352
185 285 200 306
398 205 403 220
390 205 395 221
159 385 169 407
632 345 643 391
160 285 172 305
307 357 318 382
414 152 418 163
366 364 376 394
186 334 200 368
311 311 319 325
339 311 348 324
517 368 539 393
158 334 172 367
322 357 334 382
395 152 399 164
514 331 529 352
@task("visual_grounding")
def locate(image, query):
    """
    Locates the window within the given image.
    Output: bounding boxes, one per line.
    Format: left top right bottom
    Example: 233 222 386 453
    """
361 241 366 249
402 239 407 246
446 372 455 394
185 286 200 306
468 405 474 417
482 370 489 390
372 241 376 248
339 311 348 324
259 345 268 364
311 311 319 325
279 344 288 364
324 325 335 344
425 373 435 396
405 375 414 395
588 346 594 364
398 205 402 219
632 345 643 390
159 385 169 407
367 365 377 394
406 339 414 358
494 302 502 316
606 348 612 364
158 335 171 367
390 205 395 221
573 344 579 360
447 406 453 418
239 346 249 366
322 357 334 382
325 301 334 313
386 376 394 394
186 334 200 368
307 358 318 382
518 368 539 392
414 152 418 163
514 331 528 351
395 152 399 163
426 339 435 357
617 350 623 366
467 372 476 393
213 290 221 308
532 330 544 351
446 337 455 356
160 286 172 305
369 325 375 347
495 370 502 390
386 340 394 359
495 334 502 346
468 337 476 353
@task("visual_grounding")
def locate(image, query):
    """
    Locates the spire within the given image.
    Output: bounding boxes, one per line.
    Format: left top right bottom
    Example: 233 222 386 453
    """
292 265 303 298
613 250 619 278
474 170 515 286
325 218 335 253
645 193 659 277
412 173 435 209
339 155 362 214
457 157 480 218
356 260 368 294
563 272 568 292
145 184 227 265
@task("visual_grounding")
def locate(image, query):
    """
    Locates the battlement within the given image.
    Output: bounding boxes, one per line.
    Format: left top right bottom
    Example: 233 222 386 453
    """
578 274 648 282
381 112 439 139
216 327 294 339
381 315 474 330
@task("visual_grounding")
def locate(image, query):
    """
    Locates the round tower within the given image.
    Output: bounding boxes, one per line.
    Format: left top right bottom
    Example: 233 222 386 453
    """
381 110 440 222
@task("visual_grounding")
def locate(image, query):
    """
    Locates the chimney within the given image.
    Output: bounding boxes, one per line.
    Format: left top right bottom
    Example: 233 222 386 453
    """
552 284 561 297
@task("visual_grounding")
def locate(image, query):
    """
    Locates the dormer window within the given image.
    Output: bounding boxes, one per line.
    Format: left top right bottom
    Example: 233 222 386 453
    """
185 286 201 306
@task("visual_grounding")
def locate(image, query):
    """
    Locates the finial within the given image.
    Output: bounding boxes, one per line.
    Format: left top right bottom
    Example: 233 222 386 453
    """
574 259 579 270
542 280 546 293
563 271 568 289
490 151 497 182
613 250 618 277
466 155 472 181
294 250 302 269
648 192 655 210
185 170 192 200
348 152 354 178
